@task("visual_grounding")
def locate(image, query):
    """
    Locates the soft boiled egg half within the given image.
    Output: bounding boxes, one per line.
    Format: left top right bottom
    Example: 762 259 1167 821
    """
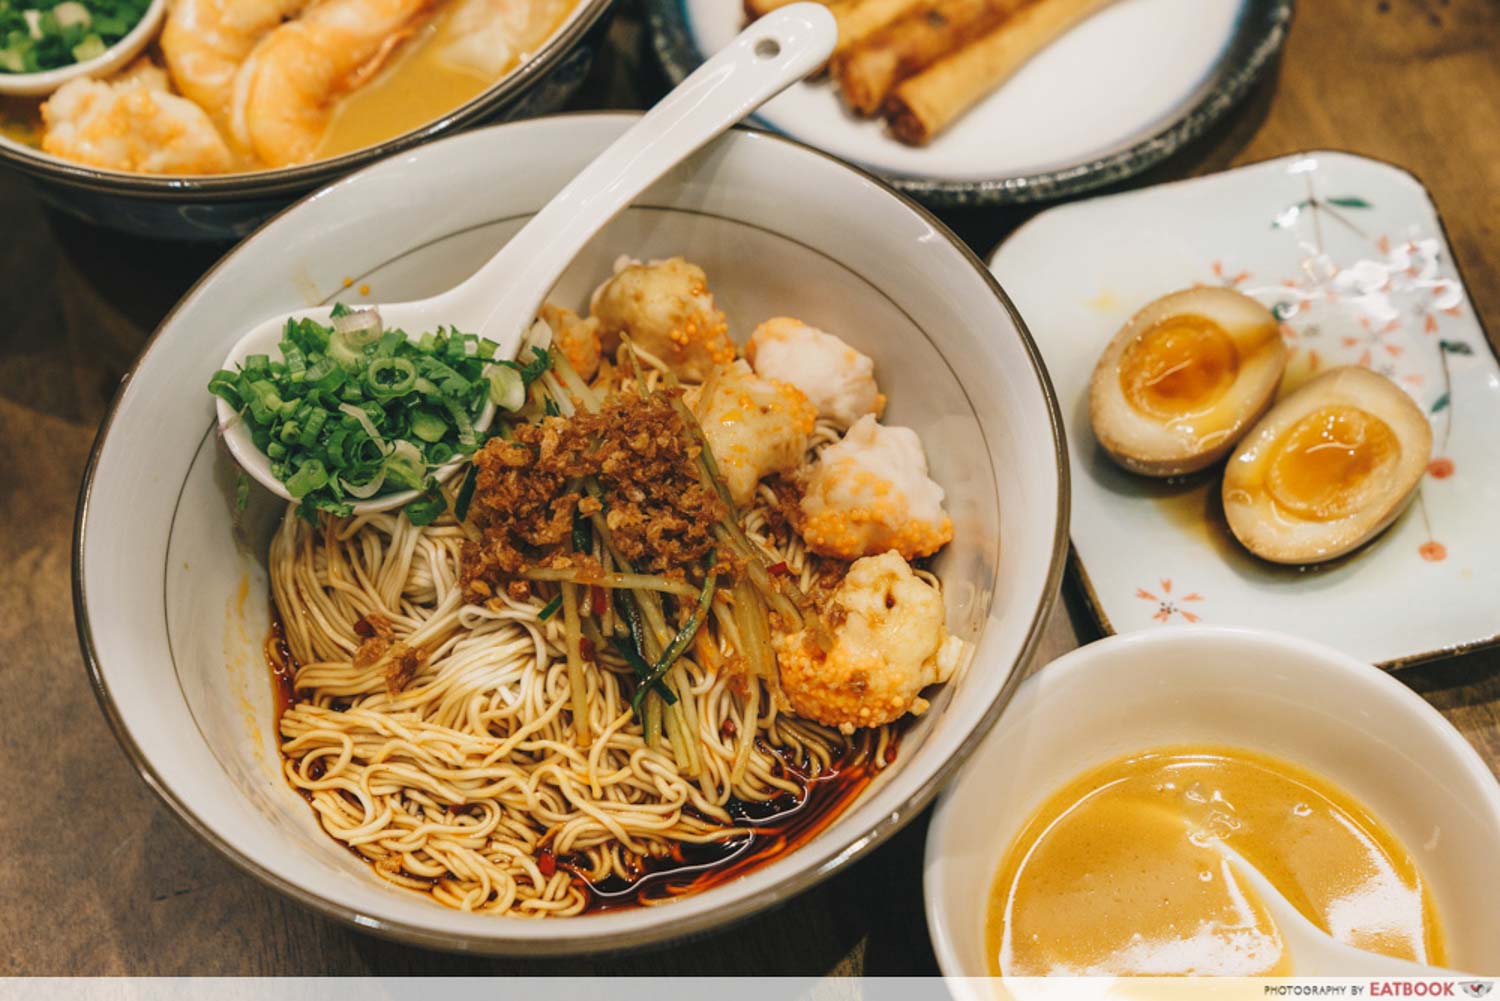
1089 288 1286 476
1222 366 1432 565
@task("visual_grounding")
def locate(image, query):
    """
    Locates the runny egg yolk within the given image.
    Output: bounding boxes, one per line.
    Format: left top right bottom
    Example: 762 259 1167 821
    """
1118 315 1240 420
1265 406 1400 521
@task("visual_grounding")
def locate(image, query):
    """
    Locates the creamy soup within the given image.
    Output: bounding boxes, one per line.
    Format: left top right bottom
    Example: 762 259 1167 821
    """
987 746 1444 975
315 0 575 161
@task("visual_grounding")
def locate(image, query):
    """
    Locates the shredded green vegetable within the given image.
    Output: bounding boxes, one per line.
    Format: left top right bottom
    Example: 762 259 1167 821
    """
0 0 149 73
630 557 716 717
208 309 549 523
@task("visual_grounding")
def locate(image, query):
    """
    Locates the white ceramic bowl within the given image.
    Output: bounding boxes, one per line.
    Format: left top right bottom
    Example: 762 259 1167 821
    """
75 114 1068 954
926 626 1500 978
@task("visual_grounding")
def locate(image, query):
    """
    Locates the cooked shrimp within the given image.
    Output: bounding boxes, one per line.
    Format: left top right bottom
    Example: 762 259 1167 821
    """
745 317 884 427
694 360 815 508
775 551 960 734
434 0 569 77
161 0 312 134
540 302 602 382
590 256 735 381
41 62 234 175
799 414 953 561
233 0 435 167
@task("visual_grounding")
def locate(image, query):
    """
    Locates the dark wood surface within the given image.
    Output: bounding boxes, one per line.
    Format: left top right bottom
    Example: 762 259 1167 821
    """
2 0 1497 977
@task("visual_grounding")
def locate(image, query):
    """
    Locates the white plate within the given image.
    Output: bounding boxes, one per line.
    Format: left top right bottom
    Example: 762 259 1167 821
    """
990 150 1500 667
648 0 1290 204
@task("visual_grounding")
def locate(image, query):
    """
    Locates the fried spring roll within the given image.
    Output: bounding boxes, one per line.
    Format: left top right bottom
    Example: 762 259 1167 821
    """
884 0 1116 144
831 0 1021 116
827 0 926 58
744 0 831 22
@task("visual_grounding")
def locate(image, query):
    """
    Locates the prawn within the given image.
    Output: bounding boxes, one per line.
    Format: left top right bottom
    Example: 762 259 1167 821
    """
232 0 435 167
160 0 313 135
41 61 234 175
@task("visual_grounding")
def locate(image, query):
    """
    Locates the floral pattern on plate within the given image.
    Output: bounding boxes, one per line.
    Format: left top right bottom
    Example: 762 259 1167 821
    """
991 151 1500 667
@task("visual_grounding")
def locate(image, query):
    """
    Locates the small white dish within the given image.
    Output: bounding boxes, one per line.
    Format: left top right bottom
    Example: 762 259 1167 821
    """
0 0 165 97
925 626 1500 979
648 0 1289 205
991 150 1500 668
75 113 1068 954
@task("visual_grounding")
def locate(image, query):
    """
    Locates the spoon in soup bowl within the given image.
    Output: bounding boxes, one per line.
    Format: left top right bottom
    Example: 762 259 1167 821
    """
1213 842 1460 976
214 3 836 514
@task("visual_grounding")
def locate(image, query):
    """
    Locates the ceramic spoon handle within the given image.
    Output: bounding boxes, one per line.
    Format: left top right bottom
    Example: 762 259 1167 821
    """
452 3 837 346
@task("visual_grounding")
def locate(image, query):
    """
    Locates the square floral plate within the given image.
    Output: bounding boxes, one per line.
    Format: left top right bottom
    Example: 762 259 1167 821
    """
990 151 1499 667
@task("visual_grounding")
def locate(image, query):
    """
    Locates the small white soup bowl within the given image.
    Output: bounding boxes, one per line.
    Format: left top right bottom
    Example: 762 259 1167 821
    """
76 114 1068 954
926 626 1500 977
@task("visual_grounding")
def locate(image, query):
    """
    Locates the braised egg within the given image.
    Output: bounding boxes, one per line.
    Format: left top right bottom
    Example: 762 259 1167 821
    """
1222 366 1432 564
1089 288 1286 476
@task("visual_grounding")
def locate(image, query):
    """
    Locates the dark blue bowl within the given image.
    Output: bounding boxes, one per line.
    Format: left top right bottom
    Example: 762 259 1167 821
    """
0 0 615 242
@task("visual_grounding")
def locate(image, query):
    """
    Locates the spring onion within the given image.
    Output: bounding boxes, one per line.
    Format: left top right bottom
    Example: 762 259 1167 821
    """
0 0 149 74
402 487 447 527
485 364 525 412
207 310 551 523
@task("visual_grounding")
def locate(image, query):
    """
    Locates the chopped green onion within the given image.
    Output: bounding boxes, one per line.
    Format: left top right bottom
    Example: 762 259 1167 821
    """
366 356 416 399
206 310 504 521
69 32 102 60
0 0 151 74
538 594 563 621
409 408 447 443
404 486 446 526
485 363 525 411
383 440 426 491
285 459 329 499
207 369 242 408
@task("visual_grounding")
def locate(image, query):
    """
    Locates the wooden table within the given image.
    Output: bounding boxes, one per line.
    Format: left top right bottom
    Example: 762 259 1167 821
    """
2 0 1497 977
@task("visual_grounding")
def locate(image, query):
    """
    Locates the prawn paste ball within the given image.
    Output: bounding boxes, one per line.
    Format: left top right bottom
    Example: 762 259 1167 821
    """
694 360 815 508
539 302 602 382
775 551 959 734
589 256 735 380
746 317 884 427
799 414 953 561
41 63 233 175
